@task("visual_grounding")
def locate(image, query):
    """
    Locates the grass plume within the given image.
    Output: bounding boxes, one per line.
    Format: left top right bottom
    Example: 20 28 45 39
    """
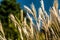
0 0 60 40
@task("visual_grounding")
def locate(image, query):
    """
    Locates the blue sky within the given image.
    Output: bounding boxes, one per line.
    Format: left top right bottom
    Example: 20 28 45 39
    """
17 0 60 14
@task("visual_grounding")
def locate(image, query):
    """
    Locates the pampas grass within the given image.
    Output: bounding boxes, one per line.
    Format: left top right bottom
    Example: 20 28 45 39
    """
31 3 37 19
24 0 60 40
24 5 33 14
0 0 60 40
0 21 6 40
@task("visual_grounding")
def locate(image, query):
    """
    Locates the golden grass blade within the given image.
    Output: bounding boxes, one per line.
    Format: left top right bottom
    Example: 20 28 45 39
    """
27 12 33 22
29 16 34 38
53 0 58 10
52 6 58 17
22 27 29 36
40 0 49 20
38 8 45 20
21 10 23 22
24 5 33 14
24 17 26 25
0 21 6 40
18 27 23 40
31 3 37 19
9 14 23 40
40 0 44 11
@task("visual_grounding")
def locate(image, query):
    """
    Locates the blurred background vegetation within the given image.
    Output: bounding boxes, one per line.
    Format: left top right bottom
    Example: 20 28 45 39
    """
0 0 26 40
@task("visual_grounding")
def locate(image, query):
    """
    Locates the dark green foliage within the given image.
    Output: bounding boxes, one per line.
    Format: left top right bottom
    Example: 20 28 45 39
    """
0 0 20 16
0 0 21 40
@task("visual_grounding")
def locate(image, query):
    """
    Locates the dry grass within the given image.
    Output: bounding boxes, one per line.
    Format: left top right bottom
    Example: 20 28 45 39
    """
0 0 60 40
